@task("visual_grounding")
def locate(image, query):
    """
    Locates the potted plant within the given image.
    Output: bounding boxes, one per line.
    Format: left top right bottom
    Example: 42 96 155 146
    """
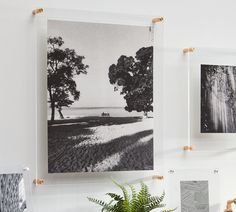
88 180 176 212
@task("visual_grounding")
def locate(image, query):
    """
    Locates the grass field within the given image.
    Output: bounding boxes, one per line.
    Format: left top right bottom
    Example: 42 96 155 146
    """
48 116 153 173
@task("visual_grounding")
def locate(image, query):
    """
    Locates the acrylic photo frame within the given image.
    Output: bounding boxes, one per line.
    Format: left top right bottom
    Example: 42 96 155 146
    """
35 8 164 185
0 166 33 212
186 48 236 151
165 168 221 212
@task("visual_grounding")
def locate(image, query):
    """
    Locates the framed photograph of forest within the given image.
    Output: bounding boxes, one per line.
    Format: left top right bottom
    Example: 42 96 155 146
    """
184 48 236 151
47 20 154 173
201 64 236 133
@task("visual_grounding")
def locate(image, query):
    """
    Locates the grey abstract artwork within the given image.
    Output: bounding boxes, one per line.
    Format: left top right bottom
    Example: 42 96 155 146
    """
0 173 27 212
180 181 209 212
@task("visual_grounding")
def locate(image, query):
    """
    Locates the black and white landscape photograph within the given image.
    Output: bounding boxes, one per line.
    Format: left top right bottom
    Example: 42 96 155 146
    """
0 173 27 212
201 64 236 133
180 181 209 212
47 20 154 173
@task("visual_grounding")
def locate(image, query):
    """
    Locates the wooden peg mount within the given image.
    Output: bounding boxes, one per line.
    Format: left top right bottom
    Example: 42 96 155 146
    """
32 8 44 15
152 17 164 24
183 48 195 54
152 175 164 180
33 178 44 185
183 146 193 151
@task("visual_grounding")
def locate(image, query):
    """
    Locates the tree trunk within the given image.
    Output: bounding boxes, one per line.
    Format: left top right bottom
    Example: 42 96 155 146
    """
58 108 64 119
144 111 148 118
51 102 55 122
49 88 55 122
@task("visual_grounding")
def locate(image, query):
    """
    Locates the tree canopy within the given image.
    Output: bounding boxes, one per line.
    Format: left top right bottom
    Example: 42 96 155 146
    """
108 46 153 114
47 36 88 121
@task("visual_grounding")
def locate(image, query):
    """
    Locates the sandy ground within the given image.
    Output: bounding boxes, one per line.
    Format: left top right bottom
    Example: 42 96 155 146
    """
48 117 153 172
70 118 152 146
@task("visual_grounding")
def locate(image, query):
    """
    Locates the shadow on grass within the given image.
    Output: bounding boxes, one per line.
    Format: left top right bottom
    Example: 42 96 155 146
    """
48 129 153 173
48 116 144 141
111 138 153 171
48 126 94 140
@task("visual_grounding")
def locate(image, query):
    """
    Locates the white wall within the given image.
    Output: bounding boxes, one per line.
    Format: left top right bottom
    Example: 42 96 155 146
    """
1 0 236 211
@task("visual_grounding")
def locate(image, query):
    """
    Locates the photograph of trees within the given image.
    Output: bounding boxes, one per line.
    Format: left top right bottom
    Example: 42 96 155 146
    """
201 64 236 133
47 20 154 173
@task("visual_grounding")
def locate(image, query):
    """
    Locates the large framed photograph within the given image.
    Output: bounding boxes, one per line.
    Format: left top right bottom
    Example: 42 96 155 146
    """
46 18 156 173
0 167 31 212
166 169 221 212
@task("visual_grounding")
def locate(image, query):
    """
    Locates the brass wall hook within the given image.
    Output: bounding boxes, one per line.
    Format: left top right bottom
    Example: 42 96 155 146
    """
32 8 44 15
183 47 195 54
152 17 164 24
183 146 193 151
152 175 164 180
33 178 44 185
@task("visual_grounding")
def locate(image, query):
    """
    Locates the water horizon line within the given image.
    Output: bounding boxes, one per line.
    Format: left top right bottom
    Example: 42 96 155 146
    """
66 106 125 109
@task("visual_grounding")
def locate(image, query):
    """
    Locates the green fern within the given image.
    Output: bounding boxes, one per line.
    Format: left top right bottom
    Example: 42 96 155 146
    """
88 197 114 211
112 180 131 212
88 180 176 212
106 193 123 201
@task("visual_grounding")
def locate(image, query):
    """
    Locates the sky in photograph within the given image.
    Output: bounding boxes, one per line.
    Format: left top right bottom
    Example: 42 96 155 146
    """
48 20 152 108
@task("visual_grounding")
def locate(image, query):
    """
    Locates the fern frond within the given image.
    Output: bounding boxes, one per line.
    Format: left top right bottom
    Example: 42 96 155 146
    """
88 197 114 212
160 208 177 212
137 181 149 204
128 184 137 200
148 191 165 205
106 193 123 201
112 180 129 201
88 197 107 207
130 181 149 212
144 192 168 211
101 200 115 212
112 180 131 212
128 184 138 212
112 200 124 212
145 202 166 211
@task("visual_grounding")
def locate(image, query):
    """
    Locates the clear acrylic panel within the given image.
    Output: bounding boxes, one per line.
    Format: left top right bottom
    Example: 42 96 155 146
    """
165 168 221 212
35 8 164 185
186 48 236 151
33 174 165 212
